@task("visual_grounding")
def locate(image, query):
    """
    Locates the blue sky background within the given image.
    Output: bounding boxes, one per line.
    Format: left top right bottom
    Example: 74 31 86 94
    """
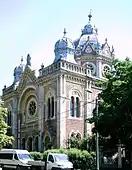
0 0 132 93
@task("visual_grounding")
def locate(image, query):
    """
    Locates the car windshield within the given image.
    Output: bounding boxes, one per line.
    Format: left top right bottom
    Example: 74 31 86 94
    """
54 154 68 162
18 154 33 160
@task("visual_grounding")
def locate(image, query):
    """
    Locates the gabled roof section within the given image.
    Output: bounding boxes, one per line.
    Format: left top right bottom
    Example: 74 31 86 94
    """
16 65 38 95
101 38 111 57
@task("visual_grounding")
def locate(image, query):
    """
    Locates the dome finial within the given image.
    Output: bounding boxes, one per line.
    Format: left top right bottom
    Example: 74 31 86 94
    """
88 9 92 22
21 56 23 64
63 28 67 37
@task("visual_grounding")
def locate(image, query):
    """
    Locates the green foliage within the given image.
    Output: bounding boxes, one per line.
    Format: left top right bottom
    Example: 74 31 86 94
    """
0 101 13 149
30 149 96 170
30 152 42 160
67 135 96 152
88 58 132 150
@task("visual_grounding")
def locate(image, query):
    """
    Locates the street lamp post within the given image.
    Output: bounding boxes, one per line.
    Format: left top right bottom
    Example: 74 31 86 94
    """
96 97 100 170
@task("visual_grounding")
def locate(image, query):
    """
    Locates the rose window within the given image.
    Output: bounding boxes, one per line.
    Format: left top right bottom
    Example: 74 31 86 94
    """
88 64 94 72
28 100 36 116
83 62 96 75
103 65 110 76
86 63 96 75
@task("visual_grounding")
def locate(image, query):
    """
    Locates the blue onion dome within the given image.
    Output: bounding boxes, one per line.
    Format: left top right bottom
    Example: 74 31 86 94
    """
54 28 76 64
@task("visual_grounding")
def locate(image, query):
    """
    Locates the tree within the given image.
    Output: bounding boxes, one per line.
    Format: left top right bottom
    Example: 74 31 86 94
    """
89 58 132 151
67 135 96 152
0 100 13 149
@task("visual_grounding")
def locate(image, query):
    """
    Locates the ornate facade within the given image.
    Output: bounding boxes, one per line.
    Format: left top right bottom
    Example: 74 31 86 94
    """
2 12 114 151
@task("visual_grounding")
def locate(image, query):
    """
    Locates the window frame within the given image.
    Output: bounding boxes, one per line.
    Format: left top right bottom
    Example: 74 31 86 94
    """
69 94 82 119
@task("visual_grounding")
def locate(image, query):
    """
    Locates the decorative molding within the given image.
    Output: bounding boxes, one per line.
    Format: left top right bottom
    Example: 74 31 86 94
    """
66 75 85 85
18 86 37 110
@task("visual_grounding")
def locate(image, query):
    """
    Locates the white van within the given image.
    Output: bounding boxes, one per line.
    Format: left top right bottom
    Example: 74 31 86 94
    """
0 149 34 169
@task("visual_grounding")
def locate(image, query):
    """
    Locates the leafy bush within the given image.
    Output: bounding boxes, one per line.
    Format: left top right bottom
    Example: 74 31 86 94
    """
67 135 96 152
30 152 42 160
30 148 96 170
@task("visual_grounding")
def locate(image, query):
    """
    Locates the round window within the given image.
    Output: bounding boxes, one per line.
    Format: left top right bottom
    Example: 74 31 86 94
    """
102 65 110 76
86 63 96 75
28 100 37 116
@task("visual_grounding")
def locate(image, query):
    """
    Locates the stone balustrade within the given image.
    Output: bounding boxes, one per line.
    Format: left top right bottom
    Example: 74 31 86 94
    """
39 60 90 77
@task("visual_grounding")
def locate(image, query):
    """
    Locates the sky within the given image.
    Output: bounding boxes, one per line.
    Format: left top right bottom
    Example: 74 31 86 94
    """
0 0 132 94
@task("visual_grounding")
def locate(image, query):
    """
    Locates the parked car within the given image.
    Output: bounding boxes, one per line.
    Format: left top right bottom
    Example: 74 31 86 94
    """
29 153 73 170
0 149 33 169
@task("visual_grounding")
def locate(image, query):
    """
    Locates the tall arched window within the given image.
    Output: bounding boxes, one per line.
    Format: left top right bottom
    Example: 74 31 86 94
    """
48 98 50 118
70 95 81 118
76 97 80 117
47 95 55 119
51 97 54 118
70 96 74 117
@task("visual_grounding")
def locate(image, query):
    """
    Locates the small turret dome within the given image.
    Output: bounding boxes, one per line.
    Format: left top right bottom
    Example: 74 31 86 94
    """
54 36 74 50
13 57 25 84
54 28 76 63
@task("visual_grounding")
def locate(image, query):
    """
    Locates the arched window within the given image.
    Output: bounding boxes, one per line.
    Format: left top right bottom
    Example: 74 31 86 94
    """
76 97 80 117
70 96 74 117
70 95 81 118
34 136 39 151
47 96 55 119
48 98 50 118
71 132 75 137
7 111 11 126
27 137 33 152
76 133 81 139
21 138 25 149
51 97 54 118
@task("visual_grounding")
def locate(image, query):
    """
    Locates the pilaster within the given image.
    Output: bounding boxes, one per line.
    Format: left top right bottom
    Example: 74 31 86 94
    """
12 96 18 148
84 68 92 136
57 74 66 148
37 85 44 152
96 60 102 78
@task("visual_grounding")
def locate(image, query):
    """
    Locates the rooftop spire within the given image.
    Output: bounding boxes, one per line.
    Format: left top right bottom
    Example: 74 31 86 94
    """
63 28 67 37
88 9 92 22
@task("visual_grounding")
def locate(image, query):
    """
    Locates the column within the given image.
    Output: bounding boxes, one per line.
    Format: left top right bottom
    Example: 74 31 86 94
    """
96 60 102 78
57 75 60 147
